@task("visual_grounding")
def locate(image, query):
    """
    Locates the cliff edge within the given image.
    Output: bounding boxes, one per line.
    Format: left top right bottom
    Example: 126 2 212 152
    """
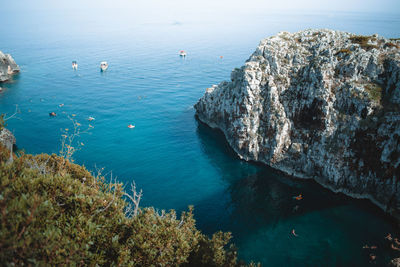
0 51 19 82
195 29 400 219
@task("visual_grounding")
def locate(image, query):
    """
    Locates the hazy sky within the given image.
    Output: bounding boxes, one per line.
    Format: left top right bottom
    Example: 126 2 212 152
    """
2 0 399 42
4 0 400 14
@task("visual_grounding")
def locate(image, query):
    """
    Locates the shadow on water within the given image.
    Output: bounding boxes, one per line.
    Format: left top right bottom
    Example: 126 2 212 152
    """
194 117 400 266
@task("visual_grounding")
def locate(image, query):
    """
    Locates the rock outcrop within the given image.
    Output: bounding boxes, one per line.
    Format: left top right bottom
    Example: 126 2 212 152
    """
195 30 400 219
391 258 400 267
0 51 19 82
0 128 16 162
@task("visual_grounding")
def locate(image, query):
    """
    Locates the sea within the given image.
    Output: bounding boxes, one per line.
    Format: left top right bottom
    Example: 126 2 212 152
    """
1 6 400 266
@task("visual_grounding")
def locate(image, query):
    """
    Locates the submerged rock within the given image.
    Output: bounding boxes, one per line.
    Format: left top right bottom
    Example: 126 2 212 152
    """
195 29 400 219
0 51 19 82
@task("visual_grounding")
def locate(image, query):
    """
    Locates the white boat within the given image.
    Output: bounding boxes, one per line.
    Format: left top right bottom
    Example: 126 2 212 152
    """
72 61 78 70
179 50 187 57
100 61 108 71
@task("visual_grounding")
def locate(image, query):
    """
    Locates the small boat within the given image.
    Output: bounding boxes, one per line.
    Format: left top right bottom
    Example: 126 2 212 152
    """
127 124 135 129
49 112 57 117
88 116 95 121
100 61 108 71
179 50 187 57
72 61 78 70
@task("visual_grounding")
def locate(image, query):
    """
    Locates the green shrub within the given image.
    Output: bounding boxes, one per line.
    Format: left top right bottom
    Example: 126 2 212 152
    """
0 146 254 266
349 35 378 51
335 48 352 56
364 82 383 102
384 42 399 49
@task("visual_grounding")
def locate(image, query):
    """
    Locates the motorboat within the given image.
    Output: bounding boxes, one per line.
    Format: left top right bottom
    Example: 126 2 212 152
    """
179 50 187 57
72 61 78 70
127 124 135 129
100 61 108 71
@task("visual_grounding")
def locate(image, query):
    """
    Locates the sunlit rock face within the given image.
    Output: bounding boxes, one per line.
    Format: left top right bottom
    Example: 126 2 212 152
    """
0 51 19 82
195 29 400 219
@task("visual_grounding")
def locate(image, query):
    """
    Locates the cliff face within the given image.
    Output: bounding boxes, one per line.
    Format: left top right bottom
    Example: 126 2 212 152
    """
195 29 400 218
0 51 19 82
0 128 16 163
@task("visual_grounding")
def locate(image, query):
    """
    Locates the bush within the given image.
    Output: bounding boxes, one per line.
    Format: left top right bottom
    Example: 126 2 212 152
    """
364 82 383 103
335 48 352 56
0 145 255 266
349 35 378 51
384 42 399 49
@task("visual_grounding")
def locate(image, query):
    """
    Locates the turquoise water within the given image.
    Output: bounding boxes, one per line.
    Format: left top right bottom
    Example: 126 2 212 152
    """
1 9 400 266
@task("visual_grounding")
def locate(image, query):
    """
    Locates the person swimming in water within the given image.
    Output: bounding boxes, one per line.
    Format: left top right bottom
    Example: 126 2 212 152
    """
49 112 56 117
291 229 298 237
391 243 400 251
369 254 376 262
293 194 303 200
386 233 393 241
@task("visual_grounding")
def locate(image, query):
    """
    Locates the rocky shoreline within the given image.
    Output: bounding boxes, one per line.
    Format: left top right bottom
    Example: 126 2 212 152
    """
195 29 400 220
0 51 19 83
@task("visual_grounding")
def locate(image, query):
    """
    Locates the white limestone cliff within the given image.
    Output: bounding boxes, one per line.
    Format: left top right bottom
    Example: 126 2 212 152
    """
195 29 400 219
0 51 19 82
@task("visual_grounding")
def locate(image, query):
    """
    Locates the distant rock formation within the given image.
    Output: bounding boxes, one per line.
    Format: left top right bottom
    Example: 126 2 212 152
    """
0 51 19 82
195 29 400 219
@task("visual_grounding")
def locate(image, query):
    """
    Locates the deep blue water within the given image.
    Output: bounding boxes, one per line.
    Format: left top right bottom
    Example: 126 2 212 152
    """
1 8 400 266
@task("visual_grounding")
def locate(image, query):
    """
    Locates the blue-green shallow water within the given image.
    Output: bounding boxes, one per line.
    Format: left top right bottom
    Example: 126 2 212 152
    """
1 9 400 266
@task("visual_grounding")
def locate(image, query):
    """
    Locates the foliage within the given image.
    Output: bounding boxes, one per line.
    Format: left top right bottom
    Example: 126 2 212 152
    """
0 114 6 132
364 82 383 102
349 35 378 51
384 42 399 49
335 48 352 56
59 115 93 162
0 145 254 266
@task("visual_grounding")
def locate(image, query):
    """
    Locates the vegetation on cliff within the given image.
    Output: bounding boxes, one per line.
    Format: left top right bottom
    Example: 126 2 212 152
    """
0 144 254 266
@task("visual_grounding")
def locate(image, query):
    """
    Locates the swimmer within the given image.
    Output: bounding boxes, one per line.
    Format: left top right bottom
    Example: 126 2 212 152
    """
291 229 298 237
293 194 303 200
392 243 400 251
386 233 393 241
369 254 376 261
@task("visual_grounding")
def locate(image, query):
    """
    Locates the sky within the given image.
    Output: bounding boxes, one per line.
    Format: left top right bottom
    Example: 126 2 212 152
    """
4 0 400 15
1 0 399 44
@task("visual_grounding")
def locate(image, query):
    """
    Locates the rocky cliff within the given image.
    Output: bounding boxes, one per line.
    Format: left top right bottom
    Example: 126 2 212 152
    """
195 29 400 219
0 128 16 163
0 51 19 82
